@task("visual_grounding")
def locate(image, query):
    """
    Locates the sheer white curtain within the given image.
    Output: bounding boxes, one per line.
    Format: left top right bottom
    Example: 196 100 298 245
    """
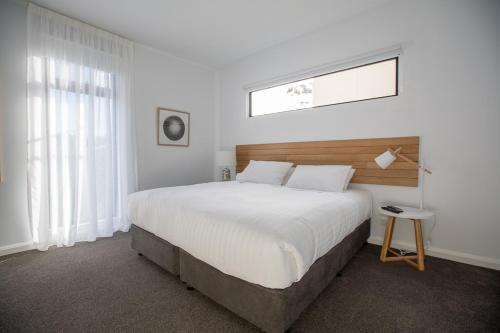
27 4 137 250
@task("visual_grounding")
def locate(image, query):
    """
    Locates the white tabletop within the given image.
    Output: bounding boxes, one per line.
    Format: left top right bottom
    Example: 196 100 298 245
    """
378 205 435 219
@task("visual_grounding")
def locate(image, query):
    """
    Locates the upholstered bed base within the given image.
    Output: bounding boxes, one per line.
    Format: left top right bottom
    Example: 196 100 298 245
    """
131 219 370 332
131 224 179 275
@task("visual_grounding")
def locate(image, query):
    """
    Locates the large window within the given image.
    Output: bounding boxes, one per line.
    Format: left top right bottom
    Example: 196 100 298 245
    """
249 58 398 117
27 3 136 250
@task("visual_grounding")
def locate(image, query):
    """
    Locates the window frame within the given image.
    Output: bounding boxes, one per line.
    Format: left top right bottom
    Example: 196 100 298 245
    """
248 57 399 117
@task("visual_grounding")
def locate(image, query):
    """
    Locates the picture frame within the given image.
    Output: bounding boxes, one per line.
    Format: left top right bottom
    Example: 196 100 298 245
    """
157 108 190 147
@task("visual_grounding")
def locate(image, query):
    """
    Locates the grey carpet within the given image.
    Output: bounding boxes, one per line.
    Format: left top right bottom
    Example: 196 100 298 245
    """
0 232 499 333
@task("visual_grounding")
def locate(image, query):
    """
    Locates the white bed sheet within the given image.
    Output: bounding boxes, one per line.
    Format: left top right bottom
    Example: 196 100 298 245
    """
128 181 371 289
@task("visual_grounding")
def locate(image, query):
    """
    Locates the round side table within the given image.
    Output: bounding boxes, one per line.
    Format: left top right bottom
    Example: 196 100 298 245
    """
378 206 435 271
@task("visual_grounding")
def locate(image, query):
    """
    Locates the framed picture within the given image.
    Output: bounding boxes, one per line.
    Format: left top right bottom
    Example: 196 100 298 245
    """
157 108 190 147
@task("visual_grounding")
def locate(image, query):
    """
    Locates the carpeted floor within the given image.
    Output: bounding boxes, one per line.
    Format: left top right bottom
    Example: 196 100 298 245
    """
0 232 499 333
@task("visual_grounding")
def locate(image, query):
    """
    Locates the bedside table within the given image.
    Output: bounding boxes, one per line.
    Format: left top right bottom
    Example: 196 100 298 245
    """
378 206 435 271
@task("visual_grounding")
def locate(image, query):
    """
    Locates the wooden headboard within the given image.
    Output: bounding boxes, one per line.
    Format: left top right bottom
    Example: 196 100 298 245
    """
236 136 420 187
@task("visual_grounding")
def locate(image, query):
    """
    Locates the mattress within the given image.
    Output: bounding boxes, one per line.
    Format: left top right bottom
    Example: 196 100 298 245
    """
127 181 371 289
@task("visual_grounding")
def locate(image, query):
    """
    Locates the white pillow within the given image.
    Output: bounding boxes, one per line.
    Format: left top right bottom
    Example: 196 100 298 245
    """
236 160 293 185
237 166 296 185
343 169 356 191
285 165 353 192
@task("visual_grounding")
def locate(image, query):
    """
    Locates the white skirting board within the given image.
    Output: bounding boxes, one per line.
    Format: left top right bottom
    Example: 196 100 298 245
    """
368 236 500 271
0 241 35 257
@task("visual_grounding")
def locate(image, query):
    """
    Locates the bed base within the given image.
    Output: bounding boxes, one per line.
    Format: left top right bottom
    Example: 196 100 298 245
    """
130 224 179 275
131 219 370 332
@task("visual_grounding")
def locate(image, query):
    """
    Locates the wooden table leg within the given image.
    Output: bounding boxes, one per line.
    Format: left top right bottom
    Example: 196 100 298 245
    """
413 219 425 271
380 216 395 262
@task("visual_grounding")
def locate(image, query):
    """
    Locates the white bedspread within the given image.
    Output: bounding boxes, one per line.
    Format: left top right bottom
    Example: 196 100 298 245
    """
128 181 371 289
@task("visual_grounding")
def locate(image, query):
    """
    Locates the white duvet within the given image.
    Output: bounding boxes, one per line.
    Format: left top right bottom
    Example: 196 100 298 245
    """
128 181 371 289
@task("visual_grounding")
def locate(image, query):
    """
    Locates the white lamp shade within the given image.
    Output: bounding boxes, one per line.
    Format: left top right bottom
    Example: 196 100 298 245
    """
374 150 396 169
216 150 236 166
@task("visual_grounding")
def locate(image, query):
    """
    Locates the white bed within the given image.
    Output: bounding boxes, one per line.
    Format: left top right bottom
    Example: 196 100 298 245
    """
128 181 371 289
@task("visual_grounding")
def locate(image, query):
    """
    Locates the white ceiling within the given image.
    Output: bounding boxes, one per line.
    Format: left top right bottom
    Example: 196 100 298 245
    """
31 0 394 68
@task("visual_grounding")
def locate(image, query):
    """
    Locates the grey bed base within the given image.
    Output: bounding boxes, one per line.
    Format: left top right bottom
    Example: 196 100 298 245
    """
130 224 179 275
131 219 370 333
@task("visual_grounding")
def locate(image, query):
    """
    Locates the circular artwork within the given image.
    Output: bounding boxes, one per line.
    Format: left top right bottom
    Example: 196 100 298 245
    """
163 115 185 141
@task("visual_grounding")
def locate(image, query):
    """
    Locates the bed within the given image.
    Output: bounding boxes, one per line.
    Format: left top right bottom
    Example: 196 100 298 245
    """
128 136 420 332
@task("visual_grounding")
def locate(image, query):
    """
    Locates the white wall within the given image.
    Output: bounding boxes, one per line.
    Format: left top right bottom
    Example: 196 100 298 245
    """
0 1 216 251
217 0 500 267
134 44 216 190
1 0 498 268
0 0 32 250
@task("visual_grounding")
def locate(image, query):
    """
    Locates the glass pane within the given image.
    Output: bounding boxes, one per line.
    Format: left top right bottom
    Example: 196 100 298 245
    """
250 58 397 116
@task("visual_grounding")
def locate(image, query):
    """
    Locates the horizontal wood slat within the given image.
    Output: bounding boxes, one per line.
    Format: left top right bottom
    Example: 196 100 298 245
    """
352 176 418 187
236 145 419 156
237 161 418 170
236 137 420 187
236 153 419 163
237 137 419 151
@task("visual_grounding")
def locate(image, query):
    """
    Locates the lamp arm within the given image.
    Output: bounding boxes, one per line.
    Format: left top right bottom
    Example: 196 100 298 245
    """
388 147 432 175
393 146 403 154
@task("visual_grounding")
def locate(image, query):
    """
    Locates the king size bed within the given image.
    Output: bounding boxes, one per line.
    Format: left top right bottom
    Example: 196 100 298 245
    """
127 137 420 332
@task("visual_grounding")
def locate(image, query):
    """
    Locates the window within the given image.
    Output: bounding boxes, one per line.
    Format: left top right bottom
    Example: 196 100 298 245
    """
249 58 398 117
29 56 120 227
27 3 136 250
